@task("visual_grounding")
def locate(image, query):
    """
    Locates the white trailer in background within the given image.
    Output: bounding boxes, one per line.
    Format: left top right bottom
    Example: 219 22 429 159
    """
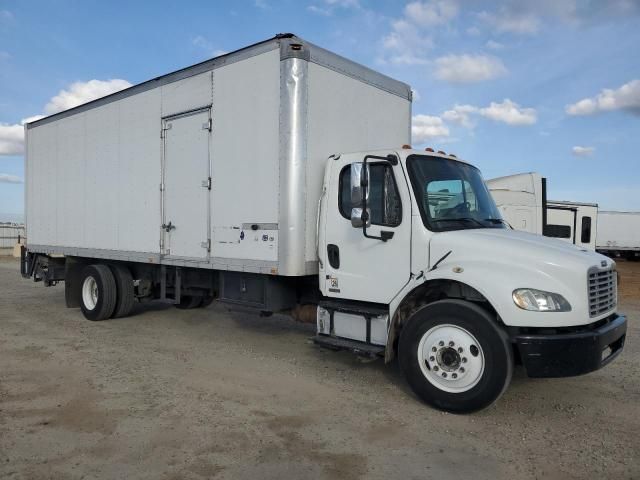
487 172 598 250
21 34 626 413
596 211 640 260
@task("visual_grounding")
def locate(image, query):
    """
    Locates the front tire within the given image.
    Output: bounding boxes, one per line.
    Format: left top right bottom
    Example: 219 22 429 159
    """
399 299 513 413
80 265 117 321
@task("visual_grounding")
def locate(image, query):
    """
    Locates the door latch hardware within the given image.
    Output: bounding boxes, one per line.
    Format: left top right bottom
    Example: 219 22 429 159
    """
200 239 211 251
162 222 176 233
201 177 212 190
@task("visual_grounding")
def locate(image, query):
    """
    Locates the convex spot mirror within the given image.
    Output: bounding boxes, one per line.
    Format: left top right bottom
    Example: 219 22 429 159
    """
351 207 371 228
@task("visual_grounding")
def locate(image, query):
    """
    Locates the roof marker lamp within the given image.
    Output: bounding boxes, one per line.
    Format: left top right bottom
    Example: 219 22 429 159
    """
512 288 571 312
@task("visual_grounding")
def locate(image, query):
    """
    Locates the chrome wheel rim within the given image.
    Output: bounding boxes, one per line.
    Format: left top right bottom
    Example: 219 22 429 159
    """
82 276 99 311
417 324 485 393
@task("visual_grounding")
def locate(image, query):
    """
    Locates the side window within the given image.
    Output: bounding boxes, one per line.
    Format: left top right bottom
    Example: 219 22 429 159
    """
543 224 571 239
339 164 402 227
581 216 592 243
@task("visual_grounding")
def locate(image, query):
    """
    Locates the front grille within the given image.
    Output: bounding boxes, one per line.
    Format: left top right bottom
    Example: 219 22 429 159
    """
588 267 617 317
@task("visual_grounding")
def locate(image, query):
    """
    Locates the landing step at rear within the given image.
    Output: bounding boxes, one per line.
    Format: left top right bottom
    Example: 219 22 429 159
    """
312 335 385 358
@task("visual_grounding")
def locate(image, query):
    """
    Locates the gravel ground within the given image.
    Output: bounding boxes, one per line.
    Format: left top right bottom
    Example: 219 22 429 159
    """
1 257 638 479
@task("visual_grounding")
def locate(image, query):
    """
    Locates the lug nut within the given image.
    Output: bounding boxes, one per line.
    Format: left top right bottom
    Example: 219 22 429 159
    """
449 341 455 347
458 347 463 353
432 347 437 352
429 356 435 362
452 373 457 379
433 366 439 371
462 357 467 363
459 367 465 373
442 372 447 378
439 341 444 347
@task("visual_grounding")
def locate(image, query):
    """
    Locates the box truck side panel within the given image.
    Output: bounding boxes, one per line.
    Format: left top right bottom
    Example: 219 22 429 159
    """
27 86 163 254
486 173 542 234
210 48 281 265
117 88 163 253
304 62 411 270
160 71 213 118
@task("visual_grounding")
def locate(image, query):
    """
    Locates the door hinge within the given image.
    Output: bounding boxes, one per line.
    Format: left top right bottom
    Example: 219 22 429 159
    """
160 183 165 192
201 239 211 252
202 118 212 132
201 177 212 190
161 123 172 138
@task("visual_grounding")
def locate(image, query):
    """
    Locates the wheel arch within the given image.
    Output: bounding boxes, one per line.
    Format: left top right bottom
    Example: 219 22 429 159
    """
385 278 502 363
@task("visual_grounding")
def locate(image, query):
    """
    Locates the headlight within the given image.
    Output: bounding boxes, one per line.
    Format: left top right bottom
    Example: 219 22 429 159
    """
512 289 571 312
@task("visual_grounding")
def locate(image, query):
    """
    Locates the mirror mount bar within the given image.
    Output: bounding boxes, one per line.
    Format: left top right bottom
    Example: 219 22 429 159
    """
361 154 398 242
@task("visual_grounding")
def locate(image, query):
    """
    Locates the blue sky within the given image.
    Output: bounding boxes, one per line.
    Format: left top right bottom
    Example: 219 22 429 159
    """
1 0 639 220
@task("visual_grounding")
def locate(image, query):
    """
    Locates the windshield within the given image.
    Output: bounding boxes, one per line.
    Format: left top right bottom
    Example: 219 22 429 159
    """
407 155 505 232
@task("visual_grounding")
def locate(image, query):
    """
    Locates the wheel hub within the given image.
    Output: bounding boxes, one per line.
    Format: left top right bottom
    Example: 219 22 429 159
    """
418 324 485 393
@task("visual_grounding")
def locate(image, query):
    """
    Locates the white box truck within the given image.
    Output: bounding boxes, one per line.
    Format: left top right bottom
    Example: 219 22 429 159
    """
487 172 598 250
22 34 626 412
597 211 640 260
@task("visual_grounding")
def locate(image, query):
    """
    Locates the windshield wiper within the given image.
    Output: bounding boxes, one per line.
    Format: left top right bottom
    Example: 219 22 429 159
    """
433 217 486 228
483 218 512 228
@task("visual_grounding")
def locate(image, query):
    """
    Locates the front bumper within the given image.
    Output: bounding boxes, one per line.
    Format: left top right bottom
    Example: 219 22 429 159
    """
513 313 627 378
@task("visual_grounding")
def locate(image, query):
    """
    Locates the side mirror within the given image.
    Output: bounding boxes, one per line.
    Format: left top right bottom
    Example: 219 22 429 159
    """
350 207 371 228
350 162 368 207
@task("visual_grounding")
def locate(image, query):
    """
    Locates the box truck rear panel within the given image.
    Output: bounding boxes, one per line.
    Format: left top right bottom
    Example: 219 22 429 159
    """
25 35 411 276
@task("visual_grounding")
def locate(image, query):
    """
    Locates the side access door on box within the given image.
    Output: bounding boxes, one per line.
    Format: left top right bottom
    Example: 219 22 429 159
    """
161 107 212 260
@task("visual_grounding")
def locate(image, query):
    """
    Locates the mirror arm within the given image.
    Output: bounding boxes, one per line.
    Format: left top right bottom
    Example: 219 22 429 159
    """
361 154 398 242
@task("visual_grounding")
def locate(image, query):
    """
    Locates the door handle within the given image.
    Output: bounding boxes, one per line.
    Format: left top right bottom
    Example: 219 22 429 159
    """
327 244 340 269
162 222 176 233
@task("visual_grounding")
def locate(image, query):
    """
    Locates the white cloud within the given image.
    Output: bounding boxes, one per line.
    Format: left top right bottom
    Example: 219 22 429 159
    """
0 123 24 156
255 0 268 9
380 1 457 65
412 115 450 143
45 79 132 114
192 36 227 57
485 40 504 50
434 54 507 84
381 19 432 65
1 80 130 156
572 146 595 156
565 79 640 116
442 104 478 128
478 9 540 34
0 173 23 184
478 99 537 125
308 0 360 15
404 0 458 27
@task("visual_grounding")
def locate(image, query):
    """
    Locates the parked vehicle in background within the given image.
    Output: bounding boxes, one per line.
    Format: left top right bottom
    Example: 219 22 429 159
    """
597 211 640 260
21 34 626 413
487 172 597 250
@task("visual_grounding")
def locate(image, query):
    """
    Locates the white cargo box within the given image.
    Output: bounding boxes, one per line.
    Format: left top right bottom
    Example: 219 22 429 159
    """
25 34 411 276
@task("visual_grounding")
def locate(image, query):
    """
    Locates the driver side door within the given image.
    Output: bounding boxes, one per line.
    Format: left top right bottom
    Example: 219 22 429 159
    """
319 153 412 304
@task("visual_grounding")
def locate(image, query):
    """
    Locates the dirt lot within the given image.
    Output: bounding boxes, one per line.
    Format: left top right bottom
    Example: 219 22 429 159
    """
1 257 639 480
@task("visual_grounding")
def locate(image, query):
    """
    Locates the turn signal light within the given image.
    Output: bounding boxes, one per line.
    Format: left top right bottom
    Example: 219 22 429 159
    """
437 150 446 155
425 147 434 152
402 144 412 149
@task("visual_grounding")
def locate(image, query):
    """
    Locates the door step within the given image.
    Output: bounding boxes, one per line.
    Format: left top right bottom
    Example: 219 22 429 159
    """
312 335 385 358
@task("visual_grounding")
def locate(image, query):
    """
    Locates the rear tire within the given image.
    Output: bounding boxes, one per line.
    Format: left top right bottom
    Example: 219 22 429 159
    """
80 265 117 321
109 264 135 318
399 299 513 413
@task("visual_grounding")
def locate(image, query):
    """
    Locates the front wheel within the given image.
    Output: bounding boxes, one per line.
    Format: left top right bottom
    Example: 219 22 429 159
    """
399 299 513 413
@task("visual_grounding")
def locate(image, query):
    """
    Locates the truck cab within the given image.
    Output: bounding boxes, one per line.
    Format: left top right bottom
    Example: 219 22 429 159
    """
317 148 626 412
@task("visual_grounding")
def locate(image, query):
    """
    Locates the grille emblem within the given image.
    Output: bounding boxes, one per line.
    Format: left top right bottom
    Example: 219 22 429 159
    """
601 260 607 267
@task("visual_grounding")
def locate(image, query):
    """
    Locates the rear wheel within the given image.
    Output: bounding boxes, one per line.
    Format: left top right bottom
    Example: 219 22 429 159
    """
109 264 135 318
399 299 512 413
80 265 117 321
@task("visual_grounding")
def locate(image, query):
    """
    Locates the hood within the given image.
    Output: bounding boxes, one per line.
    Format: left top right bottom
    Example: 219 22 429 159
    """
429 228 612 272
